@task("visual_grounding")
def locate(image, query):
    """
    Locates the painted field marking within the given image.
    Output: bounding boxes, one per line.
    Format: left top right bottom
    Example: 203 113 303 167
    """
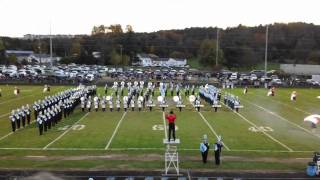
43 112 89 149
198 112 230 151
0 147 314 153
0 112 10 119
253 94 311 115
242 98 320 139
0 132 13 141
152 124 178 131
0 86 66 119
0 94 34 105
58 124 86 131
248 126 274 133
162 112 168 140
222 103 293 152
104 112 127 150
0 119 37 142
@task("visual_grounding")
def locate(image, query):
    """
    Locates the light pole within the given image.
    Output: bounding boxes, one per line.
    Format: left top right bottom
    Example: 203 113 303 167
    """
215 28 219 67
264 25 269 76
120 44 123 64
38 37 42 65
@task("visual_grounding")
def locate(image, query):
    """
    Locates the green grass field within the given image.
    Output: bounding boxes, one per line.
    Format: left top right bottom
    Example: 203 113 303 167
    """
0 85 319 171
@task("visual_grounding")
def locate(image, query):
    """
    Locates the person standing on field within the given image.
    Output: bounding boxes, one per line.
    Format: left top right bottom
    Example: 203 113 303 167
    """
200 134 210 164
166 110 176 142
214 136 224 165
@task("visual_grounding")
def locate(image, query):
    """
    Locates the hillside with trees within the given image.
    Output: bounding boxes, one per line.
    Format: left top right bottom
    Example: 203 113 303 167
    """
1 22 320 69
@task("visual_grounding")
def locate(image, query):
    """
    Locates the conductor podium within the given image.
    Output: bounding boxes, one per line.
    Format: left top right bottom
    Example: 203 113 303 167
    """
163 139 181 176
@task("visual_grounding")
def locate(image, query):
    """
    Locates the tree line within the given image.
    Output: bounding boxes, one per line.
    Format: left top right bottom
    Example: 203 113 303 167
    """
0 22 320 69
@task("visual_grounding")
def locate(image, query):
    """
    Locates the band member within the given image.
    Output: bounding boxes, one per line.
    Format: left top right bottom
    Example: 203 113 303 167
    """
243 86 248 94
123 100 128 112
20 106 26 127
104 83 108 95
101 98 106 112
131 99 135 111
46 110 51 130
148 96 153 112
195 97 201 112
291 91 297 101
42 112 48 132
137 100 142 112
200 135 209 164
121 86 124 96
177 97 183 112
94 96 99 112
109 99 113 112
9 111 16 132
116 98 121 112
176 84 180 96
37 115 43 135
214 137 224 165
25 105 31 124
166 110 176 142
161 98 166 112
191 85 195 95
271 87 275 96
14 86 20 96
81 97 85 112
0 88 2 97
14 109 20 129
170 85 174 97
43 84 48 93
86 98 92 112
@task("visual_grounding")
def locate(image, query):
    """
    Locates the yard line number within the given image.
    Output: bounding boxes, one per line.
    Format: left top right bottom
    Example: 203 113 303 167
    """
152 124 178 131
248 126 274 133
58 125 85 131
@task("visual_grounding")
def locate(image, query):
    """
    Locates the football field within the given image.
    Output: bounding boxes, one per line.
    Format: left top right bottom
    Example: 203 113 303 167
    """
0 85 319 171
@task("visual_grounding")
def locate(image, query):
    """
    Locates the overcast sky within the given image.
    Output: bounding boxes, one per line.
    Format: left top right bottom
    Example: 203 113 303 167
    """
1 0 319 37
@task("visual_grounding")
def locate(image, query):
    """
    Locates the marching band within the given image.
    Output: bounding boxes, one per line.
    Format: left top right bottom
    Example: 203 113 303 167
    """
6 81 245 136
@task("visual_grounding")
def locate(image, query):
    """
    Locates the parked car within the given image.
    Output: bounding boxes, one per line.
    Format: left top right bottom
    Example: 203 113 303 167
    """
229 73 238 80
306 79 320 86
272 78 282 85
86 74 95 81
250 74 258 81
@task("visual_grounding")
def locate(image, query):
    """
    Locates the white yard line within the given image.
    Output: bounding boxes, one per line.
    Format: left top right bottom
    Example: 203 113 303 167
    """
0 94 34 105
0 120 36 142
104 112 127 150
162 112 168 140
47 147 104 151
198 112 230 151
0 132 13 141
0 147 314 153
253 94 311 115
242 98 320 139
43 112 89 149
222 103 293 152
0 112 10 119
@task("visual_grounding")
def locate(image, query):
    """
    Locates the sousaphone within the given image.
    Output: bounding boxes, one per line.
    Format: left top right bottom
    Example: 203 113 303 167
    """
157 96 164 103
189 95 196 103
138 96 144 102
173 96 179 103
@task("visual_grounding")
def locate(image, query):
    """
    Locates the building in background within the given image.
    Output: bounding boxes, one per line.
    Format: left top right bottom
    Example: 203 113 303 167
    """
136 53 187 67
23 34 75 40
5 50 34 62
27 54 61 64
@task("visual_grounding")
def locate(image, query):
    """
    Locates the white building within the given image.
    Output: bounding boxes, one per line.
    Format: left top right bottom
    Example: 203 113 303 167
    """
5 50 34 62
136 54 187 67
27 54 61 64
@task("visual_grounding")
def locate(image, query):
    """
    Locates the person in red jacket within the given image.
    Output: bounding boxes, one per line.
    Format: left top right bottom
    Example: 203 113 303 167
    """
166 110 176 142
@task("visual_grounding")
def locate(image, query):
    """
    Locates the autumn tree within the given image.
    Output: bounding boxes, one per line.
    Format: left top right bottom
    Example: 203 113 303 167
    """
198 39 224 66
